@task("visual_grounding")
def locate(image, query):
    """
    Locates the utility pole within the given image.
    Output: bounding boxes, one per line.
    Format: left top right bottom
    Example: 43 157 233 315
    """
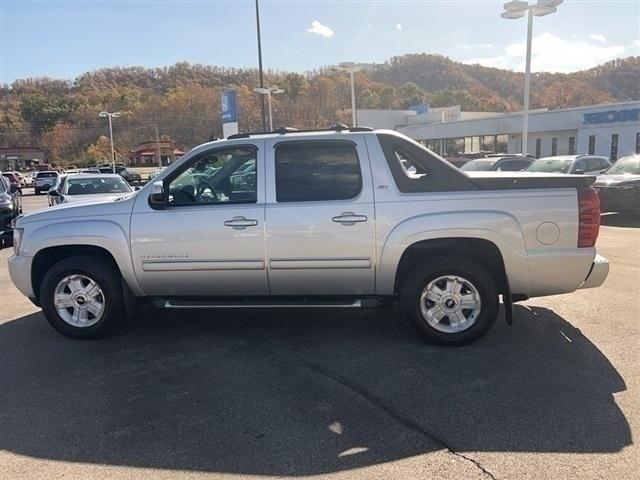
155 115 162 168
255 0 267 131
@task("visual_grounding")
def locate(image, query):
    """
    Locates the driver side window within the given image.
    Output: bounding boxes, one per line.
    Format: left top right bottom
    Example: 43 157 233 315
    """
168 146 257 206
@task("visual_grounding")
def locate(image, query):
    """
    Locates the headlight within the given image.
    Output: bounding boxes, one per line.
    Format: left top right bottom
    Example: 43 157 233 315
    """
13 228 23 255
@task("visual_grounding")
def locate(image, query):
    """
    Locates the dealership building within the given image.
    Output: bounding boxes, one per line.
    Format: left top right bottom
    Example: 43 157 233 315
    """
358 101 640 161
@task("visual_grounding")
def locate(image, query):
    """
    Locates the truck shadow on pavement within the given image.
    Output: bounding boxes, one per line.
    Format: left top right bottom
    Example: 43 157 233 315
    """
0 305 631 476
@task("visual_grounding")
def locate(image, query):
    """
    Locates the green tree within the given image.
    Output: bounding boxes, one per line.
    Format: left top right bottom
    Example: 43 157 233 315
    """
19 94 73 136
399 82 425 108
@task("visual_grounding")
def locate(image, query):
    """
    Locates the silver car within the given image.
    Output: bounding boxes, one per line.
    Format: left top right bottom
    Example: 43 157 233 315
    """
33 171 59 195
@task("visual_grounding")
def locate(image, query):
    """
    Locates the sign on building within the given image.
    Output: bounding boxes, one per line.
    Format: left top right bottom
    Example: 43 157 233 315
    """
583 108 639 125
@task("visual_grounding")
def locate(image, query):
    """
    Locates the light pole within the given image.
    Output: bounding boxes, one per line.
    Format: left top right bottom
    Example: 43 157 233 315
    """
254 86 284 131
501 0 563 154
98 111 121 173
332 62 362 126
254 0 267 131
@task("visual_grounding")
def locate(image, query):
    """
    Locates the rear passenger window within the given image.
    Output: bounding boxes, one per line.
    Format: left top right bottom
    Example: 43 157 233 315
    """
275 141 362 202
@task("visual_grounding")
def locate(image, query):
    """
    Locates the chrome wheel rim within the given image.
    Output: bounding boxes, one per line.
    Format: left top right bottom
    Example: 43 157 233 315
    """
54 274 105 328
420 275 482 334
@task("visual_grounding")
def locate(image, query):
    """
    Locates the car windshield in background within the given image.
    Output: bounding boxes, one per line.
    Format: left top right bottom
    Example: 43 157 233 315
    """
526 159 572 173
606 156 640 175
460 160 497 171
66 177 132 195
37 172 58 178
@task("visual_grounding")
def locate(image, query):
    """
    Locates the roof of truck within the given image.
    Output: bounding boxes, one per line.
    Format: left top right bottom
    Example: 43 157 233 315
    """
224 125 374 140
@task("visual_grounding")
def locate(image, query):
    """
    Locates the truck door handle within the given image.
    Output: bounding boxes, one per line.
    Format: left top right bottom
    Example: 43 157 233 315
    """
332 212 368 225
224 216 258 229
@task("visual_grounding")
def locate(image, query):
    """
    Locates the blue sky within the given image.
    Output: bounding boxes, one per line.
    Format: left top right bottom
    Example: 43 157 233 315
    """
1 0 639 83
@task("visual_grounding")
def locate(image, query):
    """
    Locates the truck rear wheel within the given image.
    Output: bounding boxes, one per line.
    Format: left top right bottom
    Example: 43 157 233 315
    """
40 255 125 339
400 257 499 346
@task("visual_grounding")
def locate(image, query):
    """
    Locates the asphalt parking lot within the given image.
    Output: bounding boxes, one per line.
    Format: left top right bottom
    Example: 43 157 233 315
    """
1 192 638 480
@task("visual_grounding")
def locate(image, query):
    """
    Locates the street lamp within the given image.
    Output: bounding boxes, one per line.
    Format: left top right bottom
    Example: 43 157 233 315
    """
332 62 362 127
254 86 284 131
98 111 121 173
501 0 563 154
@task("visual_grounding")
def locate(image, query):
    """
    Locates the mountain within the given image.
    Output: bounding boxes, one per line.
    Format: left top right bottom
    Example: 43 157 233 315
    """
368 53 639 111
1 54 638 165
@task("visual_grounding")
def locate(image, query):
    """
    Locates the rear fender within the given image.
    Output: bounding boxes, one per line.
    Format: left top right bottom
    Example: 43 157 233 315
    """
377 211 530 296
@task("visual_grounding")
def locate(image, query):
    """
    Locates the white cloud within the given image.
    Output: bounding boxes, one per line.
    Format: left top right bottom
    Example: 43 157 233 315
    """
463 32 636 73
589 34 607 43
396 23 402 31
307 20 334 38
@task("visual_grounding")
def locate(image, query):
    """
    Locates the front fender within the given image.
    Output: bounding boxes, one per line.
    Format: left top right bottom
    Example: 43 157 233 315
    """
376 211 530 296
22 218 144 296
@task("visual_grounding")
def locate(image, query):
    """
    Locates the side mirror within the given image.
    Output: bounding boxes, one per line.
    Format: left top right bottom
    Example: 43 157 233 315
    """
573 169 585 175
148 181 166 210
134 186 141 191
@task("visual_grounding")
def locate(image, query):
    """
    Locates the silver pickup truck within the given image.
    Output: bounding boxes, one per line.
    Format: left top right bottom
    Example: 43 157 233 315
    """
8 127 609 345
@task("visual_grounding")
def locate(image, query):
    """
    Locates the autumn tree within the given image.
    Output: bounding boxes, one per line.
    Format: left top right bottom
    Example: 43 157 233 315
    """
86 135 113 163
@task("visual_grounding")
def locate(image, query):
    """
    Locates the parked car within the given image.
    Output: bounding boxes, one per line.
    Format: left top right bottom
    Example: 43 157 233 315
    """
48 173 134 205
148 166 167 181
48 174 67 206
0 175 22 248
11 171 27 187
2 172 23 195
33 171 59 195
461 156 533 172
445 157 472 169
95 165 142 184
24 171 36 187
8 128 608 344
525 155 611 175
593 154 640 215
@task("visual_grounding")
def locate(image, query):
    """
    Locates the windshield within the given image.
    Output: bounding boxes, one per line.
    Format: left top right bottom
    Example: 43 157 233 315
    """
605 156 640 175
461 160 497 171
65 177 132 195
526 158 572 173
37 172 58 178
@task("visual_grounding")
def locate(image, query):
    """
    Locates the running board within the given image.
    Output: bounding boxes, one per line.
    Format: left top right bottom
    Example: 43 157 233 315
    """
154 298 383 309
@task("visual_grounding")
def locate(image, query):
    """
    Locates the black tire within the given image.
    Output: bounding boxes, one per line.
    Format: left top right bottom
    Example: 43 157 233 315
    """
40 255 126 339
34 188 40 195
400 256 499 346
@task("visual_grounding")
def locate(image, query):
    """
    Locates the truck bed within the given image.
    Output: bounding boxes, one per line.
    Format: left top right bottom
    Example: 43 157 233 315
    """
465 172 596 190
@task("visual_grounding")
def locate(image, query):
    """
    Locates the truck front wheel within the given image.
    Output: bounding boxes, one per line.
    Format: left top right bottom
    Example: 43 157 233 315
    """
400 257 499 346
40 255 126 339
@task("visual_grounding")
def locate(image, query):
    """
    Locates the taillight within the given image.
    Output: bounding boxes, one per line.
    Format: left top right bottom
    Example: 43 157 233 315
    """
577 187 600 248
